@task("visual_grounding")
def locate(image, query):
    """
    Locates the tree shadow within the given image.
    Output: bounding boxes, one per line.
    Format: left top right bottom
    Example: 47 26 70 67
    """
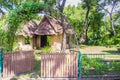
102 50 120 54
3 50 34 78
40 53 65 77
10 78 18 80
34 53 40 74
40 53 78 79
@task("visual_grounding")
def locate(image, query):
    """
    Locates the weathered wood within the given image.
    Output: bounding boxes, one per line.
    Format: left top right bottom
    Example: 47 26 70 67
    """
40 53 78 78
3 50 34 78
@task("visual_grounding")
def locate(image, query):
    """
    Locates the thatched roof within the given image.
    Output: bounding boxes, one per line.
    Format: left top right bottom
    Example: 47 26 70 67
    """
16 20 39 37
16 16 75 37
34 16 75 35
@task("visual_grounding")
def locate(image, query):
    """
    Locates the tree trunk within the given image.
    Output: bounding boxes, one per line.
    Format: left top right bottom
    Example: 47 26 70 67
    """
60 14 67 52
80 7 90 44
57 0 67 52
61 28 66 52
109 14 116 36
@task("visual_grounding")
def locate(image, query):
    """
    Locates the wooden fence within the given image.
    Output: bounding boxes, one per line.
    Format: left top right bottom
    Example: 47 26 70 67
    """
3 50 34 77
40 53 78 78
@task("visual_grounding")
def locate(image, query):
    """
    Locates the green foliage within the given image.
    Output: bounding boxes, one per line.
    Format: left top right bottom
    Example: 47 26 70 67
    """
64 2 120 46
41 46 53 53
82 56 108 75
47 36 51 46
5 1 47 52
1 0 120 51
25 37 30 44
44 0 56 6
64 5 86 39
109 61 120 71
34 52 41 73
81 55 120 75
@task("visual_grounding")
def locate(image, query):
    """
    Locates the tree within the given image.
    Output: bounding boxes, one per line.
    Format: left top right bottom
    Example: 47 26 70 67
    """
98 0 120 36
0 0 41 17
4 1 47 52
80 0 97 44
64 5 86 44
56 0 67 52
1 0 67 52
88 7 104 45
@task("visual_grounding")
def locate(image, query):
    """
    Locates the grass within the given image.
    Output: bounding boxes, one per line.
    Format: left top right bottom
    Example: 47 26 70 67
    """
81 55 120 75
34 51 41 73
79 45 88 49
79 45 120 75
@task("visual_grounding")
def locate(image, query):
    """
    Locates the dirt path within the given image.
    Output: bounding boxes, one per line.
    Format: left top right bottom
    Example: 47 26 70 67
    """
80 46 117 54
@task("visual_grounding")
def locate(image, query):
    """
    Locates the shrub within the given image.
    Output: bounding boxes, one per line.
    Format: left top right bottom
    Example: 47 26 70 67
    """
82 56 108 75
41 46 53 53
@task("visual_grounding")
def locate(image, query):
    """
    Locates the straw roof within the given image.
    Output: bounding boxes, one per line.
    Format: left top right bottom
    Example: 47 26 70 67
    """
34 16 75 35
16 20 39 37
16 16 75 37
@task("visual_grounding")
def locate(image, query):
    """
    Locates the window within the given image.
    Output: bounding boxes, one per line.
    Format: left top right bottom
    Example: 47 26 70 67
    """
25 37 30 44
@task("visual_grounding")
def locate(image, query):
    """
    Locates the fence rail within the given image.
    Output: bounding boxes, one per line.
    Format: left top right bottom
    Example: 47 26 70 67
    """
3 50 34 77
40 53 78 78
83 53 120 61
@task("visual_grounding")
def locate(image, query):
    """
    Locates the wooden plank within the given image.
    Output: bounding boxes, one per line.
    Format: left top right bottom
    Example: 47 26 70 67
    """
40 53 78 78
3 51 34 78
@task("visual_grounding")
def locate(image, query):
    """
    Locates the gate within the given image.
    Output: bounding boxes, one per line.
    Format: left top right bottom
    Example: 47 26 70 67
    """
40 53 79 78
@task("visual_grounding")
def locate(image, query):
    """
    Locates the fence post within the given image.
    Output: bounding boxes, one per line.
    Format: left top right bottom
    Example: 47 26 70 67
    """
0 47 3 78
78 51 82 78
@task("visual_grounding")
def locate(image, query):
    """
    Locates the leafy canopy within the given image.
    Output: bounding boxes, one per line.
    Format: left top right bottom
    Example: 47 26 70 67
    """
5 1 48 52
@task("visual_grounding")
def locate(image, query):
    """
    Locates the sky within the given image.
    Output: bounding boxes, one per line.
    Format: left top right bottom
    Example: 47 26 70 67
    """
65 0 81 6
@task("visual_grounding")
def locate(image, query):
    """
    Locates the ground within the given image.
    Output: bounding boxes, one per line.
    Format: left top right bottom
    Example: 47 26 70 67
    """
80 45 118 53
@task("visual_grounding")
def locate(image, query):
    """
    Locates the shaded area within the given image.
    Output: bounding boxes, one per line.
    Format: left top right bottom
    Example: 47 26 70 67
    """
102 50 120 54
33 52 41 78
10 78 18 80
40 53 78 78
2 51 34 78
81 54 120 76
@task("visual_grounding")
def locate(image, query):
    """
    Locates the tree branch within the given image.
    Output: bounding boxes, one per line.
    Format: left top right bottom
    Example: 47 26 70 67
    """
0 8 5 15
97 3 110 14
56 0 66 12
111 0 116 13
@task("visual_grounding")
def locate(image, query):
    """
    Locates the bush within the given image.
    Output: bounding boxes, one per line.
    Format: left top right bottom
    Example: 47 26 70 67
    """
81 55 120 75
82 56 108 75
41 46 53 53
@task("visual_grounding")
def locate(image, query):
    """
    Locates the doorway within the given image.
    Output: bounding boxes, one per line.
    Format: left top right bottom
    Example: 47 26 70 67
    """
41 35 47 48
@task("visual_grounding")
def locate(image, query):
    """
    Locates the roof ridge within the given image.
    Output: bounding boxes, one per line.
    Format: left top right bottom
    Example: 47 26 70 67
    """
44 16 59 33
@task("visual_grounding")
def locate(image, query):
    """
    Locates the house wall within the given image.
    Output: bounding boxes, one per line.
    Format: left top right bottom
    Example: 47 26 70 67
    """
15 35 33 50
50 34 62 51
49 34 73 51
14 34 73 51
